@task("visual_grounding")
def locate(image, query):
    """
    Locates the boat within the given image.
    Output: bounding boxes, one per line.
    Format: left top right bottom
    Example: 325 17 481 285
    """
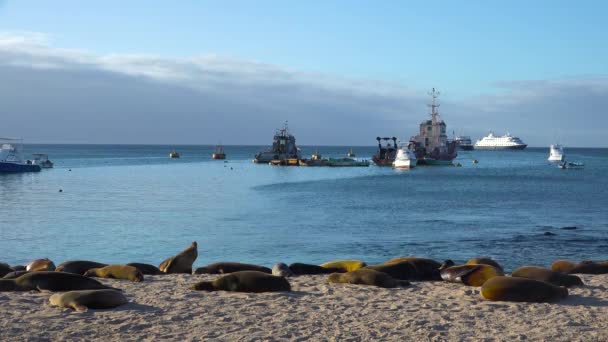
474 132 527 150
392 146 417 169
212 144 226 160
347 148 356 157
30 153 54 168
548 144 564 162
454 135 474 150
327 157 369 167
559 161 584 169
372 137 398 166
269 158 299 166
254 122 301 164
169 149 180 158
410 89 458 165
0 138 41 173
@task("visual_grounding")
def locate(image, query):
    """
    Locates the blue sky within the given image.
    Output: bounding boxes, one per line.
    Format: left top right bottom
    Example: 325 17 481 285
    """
1 1 607 145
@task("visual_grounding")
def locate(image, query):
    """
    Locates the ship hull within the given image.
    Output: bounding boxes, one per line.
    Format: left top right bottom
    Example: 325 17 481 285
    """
212 154 226 160
458 145 474 151
416 158 454 166
474 145 527 150
0 162 41 173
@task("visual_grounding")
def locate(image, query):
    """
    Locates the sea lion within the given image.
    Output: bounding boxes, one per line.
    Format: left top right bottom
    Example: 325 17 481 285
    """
49 289 127 312
193 262 271 275
127 263 164 275
551 260 608 274
481 276 568 302
191 271 291 293
0 263 13 277
383 257 449 280
440 264 503 286
511 266 583 287
84 265 144 282
159 241 198 274
55 261 108 275
0 271 116 292
328 269 411 288
320 260 366 272
466 257 504 273
11 265 26 271
288 263 339 275
26 258 56 272
272 263 293 277
362 262 416 280
2 270 30 279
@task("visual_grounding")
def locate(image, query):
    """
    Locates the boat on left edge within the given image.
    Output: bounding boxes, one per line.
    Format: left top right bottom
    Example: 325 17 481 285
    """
0 138 42 173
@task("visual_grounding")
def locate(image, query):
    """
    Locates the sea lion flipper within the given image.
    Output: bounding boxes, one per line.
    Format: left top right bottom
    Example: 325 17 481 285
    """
73 304 88 312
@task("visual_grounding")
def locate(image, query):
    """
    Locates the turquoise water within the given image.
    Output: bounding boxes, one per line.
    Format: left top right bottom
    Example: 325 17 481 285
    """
1 145 607 271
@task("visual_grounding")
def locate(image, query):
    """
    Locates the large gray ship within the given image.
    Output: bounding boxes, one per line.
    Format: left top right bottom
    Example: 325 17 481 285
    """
253 122 301 163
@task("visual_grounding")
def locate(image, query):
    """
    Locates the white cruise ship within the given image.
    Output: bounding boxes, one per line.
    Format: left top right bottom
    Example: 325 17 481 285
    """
474 132 527 150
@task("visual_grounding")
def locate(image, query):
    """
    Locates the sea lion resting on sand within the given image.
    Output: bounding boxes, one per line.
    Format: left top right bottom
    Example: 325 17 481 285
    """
159 241 198 274
49 289 127 312
512 266 583 287
440 264 503 286
194 262 271 275
551 260 608 274
466 257 504 273
481 276 568 303
0 263 13 277
272 263 293 277
0 271 116 292
2 271 30 279
289 263 340 275
126 263 164 275
56 261 108 275
191 271 291 293
328 269 411 288
26 258 56 271
380 257 453 280
320 260 367 272
84 265 144 282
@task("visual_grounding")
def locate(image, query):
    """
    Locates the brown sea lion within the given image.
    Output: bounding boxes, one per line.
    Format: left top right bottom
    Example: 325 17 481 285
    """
193 262 271 275
466 257 504 273
84 265 144 282
383 257 447 280
0 271 117 292
320 260 367 272
159 241 198 274
191 271 291 293
126 263 164 275
440 264 503 286
26 258 56 272
0 263 13 277
511 266 583 287
55 261 108 275
328 269 411 288
2 270 31 279
362 262 417 280
481 276 568 302
49 289 127 312
551 260 608 274
288 263 340 275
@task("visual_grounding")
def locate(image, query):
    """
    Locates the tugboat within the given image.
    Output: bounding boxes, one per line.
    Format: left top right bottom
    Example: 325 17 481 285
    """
30 153 54 168
410 88 458 165
253 122 301 164
347 148 356 157
0 138 41 173
169 148 180 159
212 144 226 160
372 137 398 166
393 144 417 169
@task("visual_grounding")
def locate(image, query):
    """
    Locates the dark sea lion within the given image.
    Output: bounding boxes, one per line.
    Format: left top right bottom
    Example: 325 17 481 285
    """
194 262 271 275
288 263 339 275
159 241 198 274
191 271 291 293
0 263 13 277
127 263 164 275
55 261 109 275
511 266 583 287
2 270 31 279
272 263 293 277
362 262 416 280
440 264 503 286
84 265 144 282
320 260 367 272
384 257 448 280
466 257 504 273
49 289 127 312
0 271 116 292
26 258 56 271
11 265 26 271
481 276 568 302
328 269 411 288
551 260 608 274
385 257 441 267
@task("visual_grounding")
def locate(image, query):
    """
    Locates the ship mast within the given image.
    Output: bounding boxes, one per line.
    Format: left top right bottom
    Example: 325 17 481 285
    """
427 88 440 124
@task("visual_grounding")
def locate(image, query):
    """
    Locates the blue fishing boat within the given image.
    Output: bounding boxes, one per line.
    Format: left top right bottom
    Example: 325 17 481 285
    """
0 138 41 173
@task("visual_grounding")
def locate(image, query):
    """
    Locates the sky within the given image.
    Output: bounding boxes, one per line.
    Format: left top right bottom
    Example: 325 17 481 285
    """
0 1 607 146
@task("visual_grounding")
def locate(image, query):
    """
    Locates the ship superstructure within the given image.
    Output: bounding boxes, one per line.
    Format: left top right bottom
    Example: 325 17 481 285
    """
474 132 527 150
253 122 301 163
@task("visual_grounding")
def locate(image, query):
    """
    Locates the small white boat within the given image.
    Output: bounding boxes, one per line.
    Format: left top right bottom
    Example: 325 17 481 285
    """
30 153 54 168
548 144 564 162
393 147 417 169
559 161 584 169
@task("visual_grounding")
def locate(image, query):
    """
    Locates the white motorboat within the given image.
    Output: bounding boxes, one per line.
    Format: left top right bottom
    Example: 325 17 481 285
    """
393 147 417 169
548 144 564 162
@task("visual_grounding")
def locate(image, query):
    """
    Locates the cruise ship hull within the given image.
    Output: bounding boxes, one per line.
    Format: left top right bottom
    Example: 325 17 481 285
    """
474 144 527 150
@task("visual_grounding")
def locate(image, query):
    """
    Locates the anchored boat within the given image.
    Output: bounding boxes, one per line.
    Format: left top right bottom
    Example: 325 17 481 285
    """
254 122 301 164
372 137 398 166
548 144 564 162
474 132 527 150
0 138 41 173
393 144 417 169
30 154 54 168
212 144 226 160
169 149 180 158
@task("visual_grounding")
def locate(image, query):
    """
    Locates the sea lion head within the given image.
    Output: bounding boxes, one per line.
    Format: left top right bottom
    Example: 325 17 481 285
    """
49 293 62 307
191 281 215 291
26 258 56 272
130 270 144 282
439 259 455 270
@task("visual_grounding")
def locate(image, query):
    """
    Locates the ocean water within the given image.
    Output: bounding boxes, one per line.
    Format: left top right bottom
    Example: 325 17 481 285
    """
1 145 607 271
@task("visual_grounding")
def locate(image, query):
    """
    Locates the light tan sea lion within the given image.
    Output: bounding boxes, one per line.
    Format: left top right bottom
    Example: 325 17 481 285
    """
191 271 291 293
328 269 411 288
320 260 366 272
511 266 583 287
551 260 608 274
84 265 144 282
26 258 56 272
193 262 271 275
440 264 503 286
481 276 568 302
55 261 108 275
0 271 116 292
49 289 127 312
159 241 198 274
466 257 504 273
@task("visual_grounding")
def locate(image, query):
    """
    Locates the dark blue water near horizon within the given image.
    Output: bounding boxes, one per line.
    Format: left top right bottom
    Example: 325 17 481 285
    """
1 144 607 271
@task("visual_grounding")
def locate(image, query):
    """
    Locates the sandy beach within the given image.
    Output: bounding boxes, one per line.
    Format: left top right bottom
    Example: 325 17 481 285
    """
1 273 607 341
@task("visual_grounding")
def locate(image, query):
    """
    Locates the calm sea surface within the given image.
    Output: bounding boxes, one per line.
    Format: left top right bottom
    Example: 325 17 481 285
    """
1 145 607 271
